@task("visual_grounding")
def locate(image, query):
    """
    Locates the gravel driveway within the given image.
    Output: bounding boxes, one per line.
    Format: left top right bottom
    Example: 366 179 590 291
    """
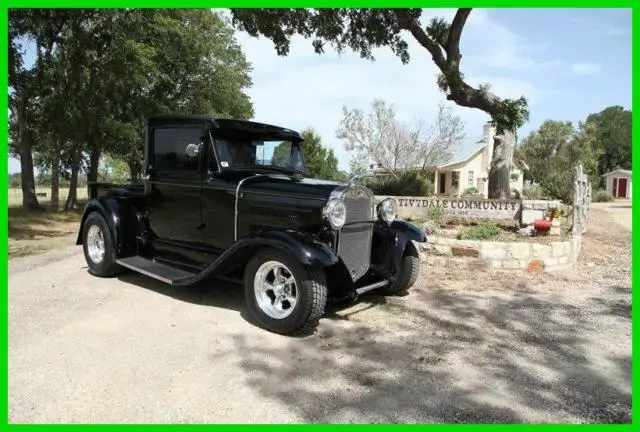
8 206 631 423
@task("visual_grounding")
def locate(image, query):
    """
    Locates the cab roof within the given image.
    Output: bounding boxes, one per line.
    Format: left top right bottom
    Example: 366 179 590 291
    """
147 114 302 140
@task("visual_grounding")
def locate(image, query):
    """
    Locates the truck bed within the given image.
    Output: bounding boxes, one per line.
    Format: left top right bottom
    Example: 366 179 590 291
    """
89 182 146 200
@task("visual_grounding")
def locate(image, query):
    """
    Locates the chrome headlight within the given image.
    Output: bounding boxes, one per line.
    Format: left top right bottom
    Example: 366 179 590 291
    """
323 198 347 230
378 198 397 224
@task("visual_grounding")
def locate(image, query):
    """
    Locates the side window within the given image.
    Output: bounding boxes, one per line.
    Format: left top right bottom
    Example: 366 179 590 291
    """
153 127 203 171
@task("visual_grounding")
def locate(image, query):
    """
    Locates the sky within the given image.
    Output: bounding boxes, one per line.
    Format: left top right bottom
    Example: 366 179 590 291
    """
8 8 632 174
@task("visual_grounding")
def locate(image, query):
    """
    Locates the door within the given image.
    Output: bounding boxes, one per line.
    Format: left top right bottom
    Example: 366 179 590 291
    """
201 137 237 264
145 123 207 269
618 178 628 198
439 172 446 194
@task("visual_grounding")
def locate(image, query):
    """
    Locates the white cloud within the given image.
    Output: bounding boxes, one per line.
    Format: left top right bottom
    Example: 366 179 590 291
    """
571 62 602 75
569 16 630 37
459 9 562 72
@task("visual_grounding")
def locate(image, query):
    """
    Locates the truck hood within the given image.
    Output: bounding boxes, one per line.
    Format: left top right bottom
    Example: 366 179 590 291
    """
239 173 348 200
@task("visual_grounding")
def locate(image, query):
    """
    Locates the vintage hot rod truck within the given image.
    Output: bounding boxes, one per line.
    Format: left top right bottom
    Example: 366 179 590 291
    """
76 115 426 335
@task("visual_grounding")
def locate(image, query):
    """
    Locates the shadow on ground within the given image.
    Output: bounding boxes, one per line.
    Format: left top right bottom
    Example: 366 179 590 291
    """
220 208 632 423
106 206 631 423
223 283 631 423
8 206 83 240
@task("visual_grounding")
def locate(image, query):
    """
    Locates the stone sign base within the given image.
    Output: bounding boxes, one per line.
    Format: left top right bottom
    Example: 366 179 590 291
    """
416 234 583 272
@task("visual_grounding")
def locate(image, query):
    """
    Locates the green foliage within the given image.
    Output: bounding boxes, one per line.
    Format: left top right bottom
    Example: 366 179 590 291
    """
493 96 530 132
462 186 479 196
270 142 292 167
367 171 434 196
8 173 21 188
456 222 502 241
522 185 544 200
584 105 632 181
9 9 254 209
99 154 132 184
593 189 614 203
299 128 341 180
426 206 445 225
515 120 599 204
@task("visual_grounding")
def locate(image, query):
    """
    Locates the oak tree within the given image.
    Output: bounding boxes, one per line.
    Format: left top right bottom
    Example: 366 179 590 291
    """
228 8 530 198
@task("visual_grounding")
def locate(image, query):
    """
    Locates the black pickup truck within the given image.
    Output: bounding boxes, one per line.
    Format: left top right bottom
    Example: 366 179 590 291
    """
76 115 426 335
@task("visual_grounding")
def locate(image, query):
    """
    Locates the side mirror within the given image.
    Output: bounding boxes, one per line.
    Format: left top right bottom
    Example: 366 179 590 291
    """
186 143 202 157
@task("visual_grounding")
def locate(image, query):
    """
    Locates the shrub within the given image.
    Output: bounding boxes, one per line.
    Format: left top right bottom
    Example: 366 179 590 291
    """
456 222 502 240
593 189 614 202
426 206 445 225
368 170 434 196
462 186 479 196
522 185 544 200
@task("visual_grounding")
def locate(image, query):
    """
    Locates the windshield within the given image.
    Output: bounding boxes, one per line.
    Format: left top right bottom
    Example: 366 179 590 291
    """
214 137 306 173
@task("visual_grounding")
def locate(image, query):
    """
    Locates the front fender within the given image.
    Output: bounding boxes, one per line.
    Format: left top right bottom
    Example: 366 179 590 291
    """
76 197 139 257
237 229 340 268
371 219 426 278
180 228 343 287
390 219 427 243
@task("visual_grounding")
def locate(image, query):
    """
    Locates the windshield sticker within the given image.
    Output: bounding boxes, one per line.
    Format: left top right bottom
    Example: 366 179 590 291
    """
221 161 229 167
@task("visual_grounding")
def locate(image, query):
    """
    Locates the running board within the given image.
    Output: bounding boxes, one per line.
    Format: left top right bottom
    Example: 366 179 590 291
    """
355 280 389 296
116 256 196 285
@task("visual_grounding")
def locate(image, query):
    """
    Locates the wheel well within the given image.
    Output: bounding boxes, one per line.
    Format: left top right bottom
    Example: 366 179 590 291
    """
404 239 419 257
76 207 104 245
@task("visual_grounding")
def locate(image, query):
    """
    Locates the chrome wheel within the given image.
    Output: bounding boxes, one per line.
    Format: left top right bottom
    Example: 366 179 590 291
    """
253 261 298 319
86 224 105 264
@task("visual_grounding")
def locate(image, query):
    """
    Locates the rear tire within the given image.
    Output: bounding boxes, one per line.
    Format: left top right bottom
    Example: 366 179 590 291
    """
382 241 420 295
244 248 327 335
82 212 121 277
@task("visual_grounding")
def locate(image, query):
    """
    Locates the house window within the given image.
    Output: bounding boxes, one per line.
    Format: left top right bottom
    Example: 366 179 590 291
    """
452 171 460 188
468 170 474 186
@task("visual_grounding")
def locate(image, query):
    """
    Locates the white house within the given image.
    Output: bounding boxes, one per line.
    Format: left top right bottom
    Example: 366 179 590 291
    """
603 169 632 199
434 121 524 198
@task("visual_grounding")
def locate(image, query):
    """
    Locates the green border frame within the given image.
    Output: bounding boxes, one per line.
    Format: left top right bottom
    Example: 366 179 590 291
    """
2 1 636 427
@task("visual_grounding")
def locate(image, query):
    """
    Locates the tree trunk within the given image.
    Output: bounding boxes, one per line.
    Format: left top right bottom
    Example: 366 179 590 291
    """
88 143 101 184
50 147 61 211
487 129 516 199
64 146 82 211
128 159 142 183
15 97 44 212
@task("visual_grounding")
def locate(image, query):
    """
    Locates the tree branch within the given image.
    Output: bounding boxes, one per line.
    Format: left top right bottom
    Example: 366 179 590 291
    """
392 9 448 71
447 8 471 67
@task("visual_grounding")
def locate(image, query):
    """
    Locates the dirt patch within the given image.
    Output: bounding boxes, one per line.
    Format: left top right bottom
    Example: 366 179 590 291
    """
8 206 83 259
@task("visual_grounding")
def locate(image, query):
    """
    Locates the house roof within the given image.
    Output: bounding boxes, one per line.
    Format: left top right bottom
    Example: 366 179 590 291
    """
438 145 485 170
602 169 632 177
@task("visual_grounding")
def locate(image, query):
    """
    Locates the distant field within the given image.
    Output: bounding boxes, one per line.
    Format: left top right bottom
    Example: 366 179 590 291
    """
8 187 89 207
8 187 88 259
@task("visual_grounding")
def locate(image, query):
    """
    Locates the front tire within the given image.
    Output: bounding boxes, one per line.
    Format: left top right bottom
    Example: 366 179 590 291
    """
382 241 421 295
82 211 120 277
244 248 327 335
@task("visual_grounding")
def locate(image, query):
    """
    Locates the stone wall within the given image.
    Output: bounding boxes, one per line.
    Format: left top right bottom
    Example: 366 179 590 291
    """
417 235 582 272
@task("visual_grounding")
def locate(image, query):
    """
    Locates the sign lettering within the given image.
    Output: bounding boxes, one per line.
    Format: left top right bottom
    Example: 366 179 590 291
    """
376 196 522 220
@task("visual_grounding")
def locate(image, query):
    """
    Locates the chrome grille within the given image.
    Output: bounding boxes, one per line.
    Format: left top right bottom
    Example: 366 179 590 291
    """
336 186 374 281
338 224 372 281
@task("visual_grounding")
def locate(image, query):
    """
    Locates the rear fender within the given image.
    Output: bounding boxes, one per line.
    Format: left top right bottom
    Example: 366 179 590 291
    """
76 197 139 257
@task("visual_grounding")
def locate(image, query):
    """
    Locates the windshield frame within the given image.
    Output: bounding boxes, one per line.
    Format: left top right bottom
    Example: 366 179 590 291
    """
210 133 308 176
